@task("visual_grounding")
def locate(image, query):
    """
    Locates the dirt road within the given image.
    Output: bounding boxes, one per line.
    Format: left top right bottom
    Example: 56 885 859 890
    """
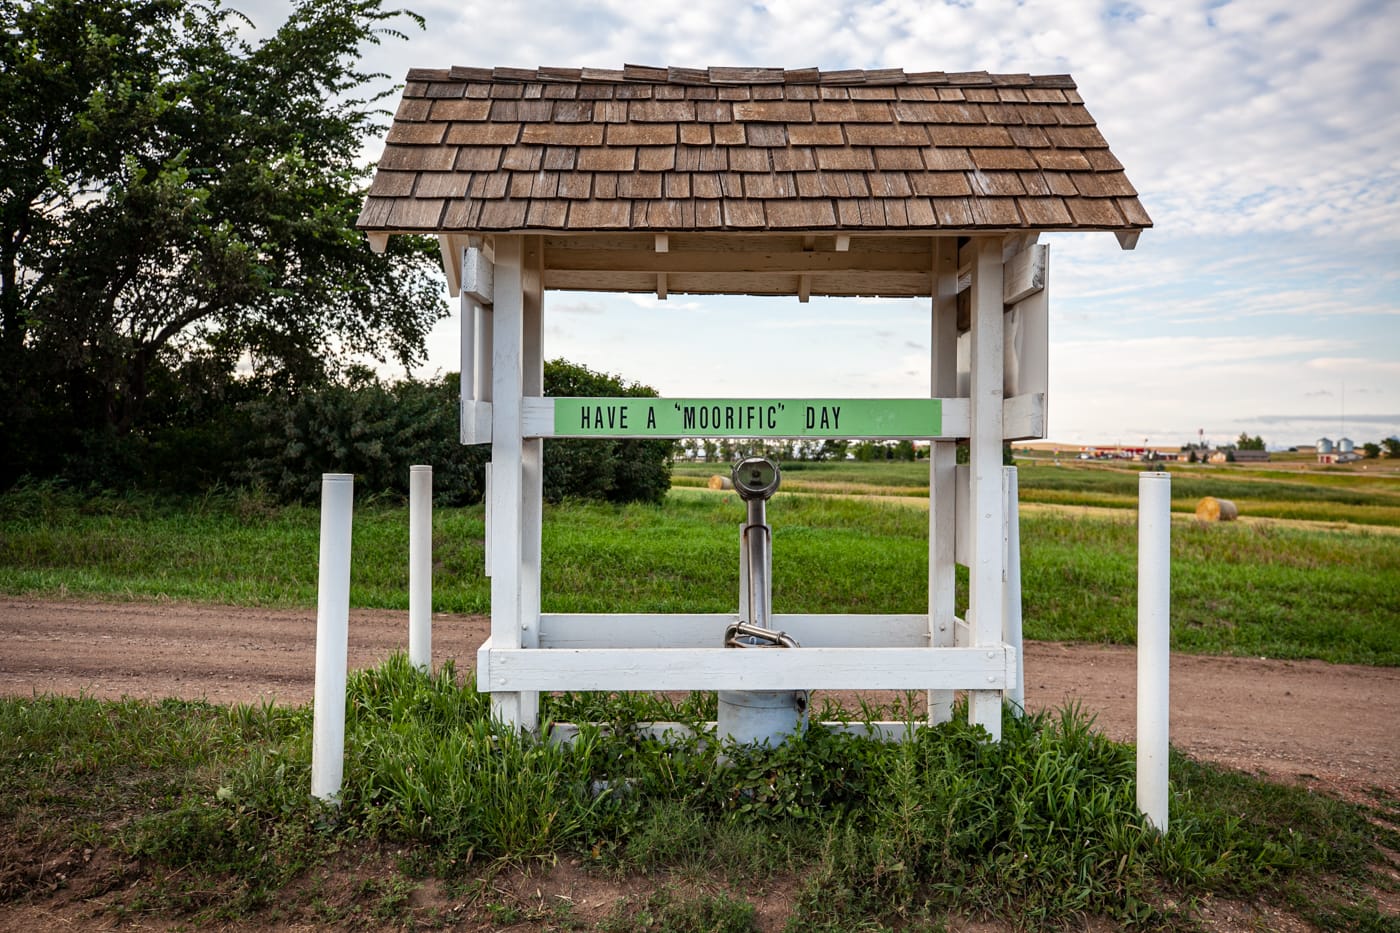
1 598 1396 799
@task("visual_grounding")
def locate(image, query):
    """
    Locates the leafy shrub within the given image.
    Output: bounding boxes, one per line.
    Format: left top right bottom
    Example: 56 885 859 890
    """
543 358 672 505
241 369 487 505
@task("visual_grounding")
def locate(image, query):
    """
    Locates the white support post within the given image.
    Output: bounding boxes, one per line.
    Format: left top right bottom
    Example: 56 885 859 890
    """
1003 466 1024 714
477 301 494 406
488 236 525 729
1137 472 1172 831
518 236 545 731
408 464 432 672
312 473 353 802
460 292 477 406
967 236 1006 740
928 237 959 725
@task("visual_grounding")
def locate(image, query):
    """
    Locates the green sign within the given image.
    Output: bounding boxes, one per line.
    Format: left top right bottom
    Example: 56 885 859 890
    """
552 398 942 439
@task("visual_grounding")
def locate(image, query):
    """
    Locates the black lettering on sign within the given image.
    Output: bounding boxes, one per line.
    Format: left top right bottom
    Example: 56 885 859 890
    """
681 405 696 431
804 405 842 431
646 406 656 429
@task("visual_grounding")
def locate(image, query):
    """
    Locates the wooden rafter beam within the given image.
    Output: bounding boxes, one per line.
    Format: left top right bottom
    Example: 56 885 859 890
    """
654 234 669 300
544 247 933 276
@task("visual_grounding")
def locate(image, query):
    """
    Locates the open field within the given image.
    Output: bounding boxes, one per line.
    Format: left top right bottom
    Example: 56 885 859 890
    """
3 464 1396 665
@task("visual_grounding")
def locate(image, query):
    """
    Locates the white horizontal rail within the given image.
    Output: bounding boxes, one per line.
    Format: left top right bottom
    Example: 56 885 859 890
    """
478 640 1018 692
538 613 932 649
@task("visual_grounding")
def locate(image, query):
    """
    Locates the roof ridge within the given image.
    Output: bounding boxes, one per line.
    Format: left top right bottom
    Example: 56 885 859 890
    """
411 66 1077 90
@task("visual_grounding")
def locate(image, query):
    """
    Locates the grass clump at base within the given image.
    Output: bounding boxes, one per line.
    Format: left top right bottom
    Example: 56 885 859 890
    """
3 656 1394 930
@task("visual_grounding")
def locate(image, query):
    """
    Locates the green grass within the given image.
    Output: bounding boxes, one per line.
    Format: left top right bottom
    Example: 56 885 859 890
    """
2 659 1395 930
3 478 1397 664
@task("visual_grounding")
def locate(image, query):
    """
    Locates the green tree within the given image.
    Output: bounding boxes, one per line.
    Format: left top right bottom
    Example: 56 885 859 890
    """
542 359 672 504
0 0 441 487
1362 441 1381 459
1236 433 1266 451
1383 436 1400 458
242 369 487 504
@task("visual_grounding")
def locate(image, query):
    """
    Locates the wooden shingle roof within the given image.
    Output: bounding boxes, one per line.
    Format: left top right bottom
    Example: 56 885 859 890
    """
358 65 1151 240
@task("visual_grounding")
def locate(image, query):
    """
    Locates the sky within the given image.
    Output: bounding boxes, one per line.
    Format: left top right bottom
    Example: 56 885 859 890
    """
250 0 1400 449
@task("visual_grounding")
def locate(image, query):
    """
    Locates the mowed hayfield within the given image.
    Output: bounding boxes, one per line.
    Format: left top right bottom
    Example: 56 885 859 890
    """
3 457 1397 665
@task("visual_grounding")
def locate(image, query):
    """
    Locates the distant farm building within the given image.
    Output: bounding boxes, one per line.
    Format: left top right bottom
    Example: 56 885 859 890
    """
1319 437 1360 464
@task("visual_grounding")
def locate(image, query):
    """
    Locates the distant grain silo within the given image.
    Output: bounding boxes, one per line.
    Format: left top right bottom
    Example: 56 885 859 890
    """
1317 437 1334 454
1338 437 1355 454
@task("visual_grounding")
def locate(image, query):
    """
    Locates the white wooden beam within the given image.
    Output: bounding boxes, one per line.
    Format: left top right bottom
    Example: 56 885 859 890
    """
488 236 525 729
462 246 494 305
481 645 1018 692
1002 392 1046 441
518 236 544 731
543 247 930 275
929 236 960 725
368 232 390 255
967 235 1006 740
1002 243 1047 305
538 613 932 649
834 235 850 252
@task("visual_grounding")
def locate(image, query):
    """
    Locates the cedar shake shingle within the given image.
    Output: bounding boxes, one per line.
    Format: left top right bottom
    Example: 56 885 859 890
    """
358 65 1149 236
567 200 632 228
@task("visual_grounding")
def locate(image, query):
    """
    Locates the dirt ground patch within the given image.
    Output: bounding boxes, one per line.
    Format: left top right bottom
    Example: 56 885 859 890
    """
1 597 1396 800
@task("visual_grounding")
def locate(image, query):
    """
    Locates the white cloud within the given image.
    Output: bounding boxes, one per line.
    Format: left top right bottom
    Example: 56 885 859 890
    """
232 0 1400 447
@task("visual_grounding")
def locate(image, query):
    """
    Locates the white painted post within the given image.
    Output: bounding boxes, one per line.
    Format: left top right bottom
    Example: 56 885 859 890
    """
312 473 353 802
518 236 544 730
1003 466 1024 714
1137 471 1172 831
408 464 432 671
967 236 1006 740
928 237 959 725
488 236 525 730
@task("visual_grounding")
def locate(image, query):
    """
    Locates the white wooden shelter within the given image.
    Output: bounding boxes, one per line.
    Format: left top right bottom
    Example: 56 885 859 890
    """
358 65 1150 741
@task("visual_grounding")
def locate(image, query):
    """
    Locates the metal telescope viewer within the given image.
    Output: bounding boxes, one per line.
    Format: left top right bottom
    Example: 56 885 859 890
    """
718 457 808 745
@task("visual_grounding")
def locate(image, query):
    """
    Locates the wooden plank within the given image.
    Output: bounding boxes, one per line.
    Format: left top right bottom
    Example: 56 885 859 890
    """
459 399 492 444
538 613 931 649
1002 392 1046 440
461 244 494 304
482 645 1018 692
543 247 933 274
1002 242 1046 304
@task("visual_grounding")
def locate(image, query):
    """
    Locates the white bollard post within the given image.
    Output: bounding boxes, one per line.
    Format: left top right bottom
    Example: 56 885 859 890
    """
408 465 433 671
1137 471 1172 831
312 473 354 803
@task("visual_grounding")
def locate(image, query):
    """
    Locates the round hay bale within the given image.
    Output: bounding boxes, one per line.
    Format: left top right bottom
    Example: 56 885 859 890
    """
1195 496 1238 521
707 474 733 491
